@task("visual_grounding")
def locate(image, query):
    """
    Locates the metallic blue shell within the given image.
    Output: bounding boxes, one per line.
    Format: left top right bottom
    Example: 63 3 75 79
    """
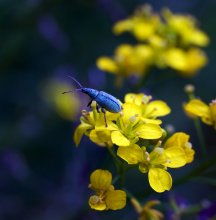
94 91 122 113
81 88 122 113
81 88 99 99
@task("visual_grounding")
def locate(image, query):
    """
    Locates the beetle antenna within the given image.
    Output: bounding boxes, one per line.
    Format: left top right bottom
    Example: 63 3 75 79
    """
62 89 82 94
67 75 83 88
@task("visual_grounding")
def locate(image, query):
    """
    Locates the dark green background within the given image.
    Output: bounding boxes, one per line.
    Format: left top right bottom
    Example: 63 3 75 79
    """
0 0 215 219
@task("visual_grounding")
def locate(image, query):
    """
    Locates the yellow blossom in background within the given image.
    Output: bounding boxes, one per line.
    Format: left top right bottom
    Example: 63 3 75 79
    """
113 5 160 41
88 169 126 211
184 99 216 129
163 48 207 76
117 132 194 192
162 9 209 47
97 4 209 82
131 198 164 220
43 79 80 121
97 44 154 78
113 5 209 48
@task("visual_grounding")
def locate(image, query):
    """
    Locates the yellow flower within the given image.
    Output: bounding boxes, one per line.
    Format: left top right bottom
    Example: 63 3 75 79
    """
184 99 216 129
117 132 193 192
163 48 207 76
163 9 209 47
73 102 118 147
98 5 209 83
117 144 173 192
110 102 163 147
164 132 195 164
97 44 154 78
88 169 126 211
113 5 160 41
131 198 164 220
124 93 171 124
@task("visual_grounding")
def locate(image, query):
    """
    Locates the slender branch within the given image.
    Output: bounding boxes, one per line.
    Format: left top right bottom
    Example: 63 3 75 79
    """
174 154 216 185
194 118 207 156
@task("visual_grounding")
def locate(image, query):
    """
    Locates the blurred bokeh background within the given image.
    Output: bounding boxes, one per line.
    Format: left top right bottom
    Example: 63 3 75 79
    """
0 0 216 219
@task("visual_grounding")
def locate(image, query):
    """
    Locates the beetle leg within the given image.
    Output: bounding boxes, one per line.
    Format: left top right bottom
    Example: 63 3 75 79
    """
96 104 100 113
101 108 108 127
87 100 93 107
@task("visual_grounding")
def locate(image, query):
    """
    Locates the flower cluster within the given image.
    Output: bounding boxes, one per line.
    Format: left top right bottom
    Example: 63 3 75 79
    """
74 93 195 200
74 93 171 147
97 5 209 83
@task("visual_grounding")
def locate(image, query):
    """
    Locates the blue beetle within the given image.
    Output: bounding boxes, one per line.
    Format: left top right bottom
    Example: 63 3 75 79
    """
62 76 122 126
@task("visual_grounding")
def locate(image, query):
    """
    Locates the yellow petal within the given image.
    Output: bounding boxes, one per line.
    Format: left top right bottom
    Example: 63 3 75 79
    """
89 130 110 146
113 19 133 35
210 100 216 129
89 195 106 211
164 48 187 71
145 100 171 118
124 93 144 106
133 21 155 41
150 148 167 165
90 169 112 190
164 147 187 168
184 99 212 125
141 118 162 125
96 57 118 73
125 93 152 105
148 168 172 193
105 190 126 210
190 30 209 47
164 132 189 149
73 123 92 146
122 103 142 124
111 131 130 146
184 143 195 163
183 48 207 75
135 124 163 139
96 120 119 131
117 144 144 164
116 44 133 57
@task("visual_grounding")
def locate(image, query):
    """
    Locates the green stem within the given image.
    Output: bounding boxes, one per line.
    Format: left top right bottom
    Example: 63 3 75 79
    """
192 177 216 186
107 146 127 188
170 196 179 213
194 118 207 156
112 175 120 184
174 154 216 185
107 146 121 172
183 204 202 215
119 163 126 188
123 188 135 199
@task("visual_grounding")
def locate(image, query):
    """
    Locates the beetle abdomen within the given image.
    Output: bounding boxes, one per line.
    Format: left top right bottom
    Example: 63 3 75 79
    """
95 91 122 113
